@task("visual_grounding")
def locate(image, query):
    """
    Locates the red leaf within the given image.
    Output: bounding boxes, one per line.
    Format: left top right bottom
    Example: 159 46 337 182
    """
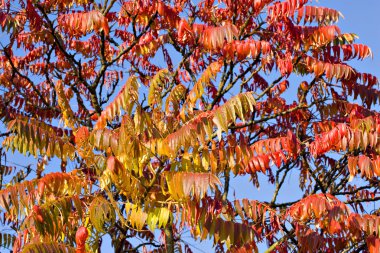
367 236 380 253
75 226 89 253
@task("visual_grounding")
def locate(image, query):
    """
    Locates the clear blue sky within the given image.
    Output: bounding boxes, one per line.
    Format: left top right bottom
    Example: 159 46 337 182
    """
1 1 379 252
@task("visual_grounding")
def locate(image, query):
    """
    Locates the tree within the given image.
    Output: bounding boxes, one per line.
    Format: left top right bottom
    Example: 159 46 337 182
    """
0 0 379 252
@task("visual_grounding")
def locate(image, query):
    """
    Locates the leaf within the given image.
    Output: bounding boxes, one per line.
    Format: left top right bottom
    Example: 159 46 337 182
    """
55 80 76 128
348 214 380 237
124 202 148 230
310 122 380 157
245 153 271 173
366 236 380 253
0 164 16 177
95 76 139 129
301 25 342 49
185 61 222 114
0 232 15 249
161 92 256 156
3 118 75 160
165 83 187 114
296 6 342 24
234 199 280 232
341 44 373 61
287 193 350 223
202 217 257 250
0 12 22 32
268 0 309 21
42 0 90 9
193 22 238 50
21 242 76 253
148 69 169 108
99 156 144 200
305 56 354 80
342 75 380 107
251 134 298 156
146 207 171 230
89 196 116 233
0 172 83 220
223 40 271 61
229 243 259 253
129 34 169 57
58 10 109 37
75 227 88 253
26 195 84 237
157 2 181 28
165 172 221 200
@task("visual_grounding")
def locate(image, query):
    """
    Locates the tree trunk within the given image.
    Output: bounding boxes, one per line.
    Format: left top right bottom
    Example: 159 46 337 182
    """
164 223 175 253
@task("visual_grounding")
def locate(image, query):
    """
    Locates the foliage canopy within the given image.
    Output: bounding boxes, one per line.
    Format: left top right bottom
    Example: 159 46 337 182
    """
0 0 380 252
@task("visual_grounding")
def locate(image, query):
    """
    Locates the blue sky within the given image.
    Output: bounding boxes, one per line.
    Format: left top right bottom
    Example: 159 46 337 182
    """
325 0 380 77
1 1 380 252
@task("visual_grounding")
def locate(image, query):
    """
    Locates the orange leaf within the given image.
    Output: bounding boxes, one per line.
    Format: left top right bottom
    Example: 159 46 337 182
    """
75 226 88 253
